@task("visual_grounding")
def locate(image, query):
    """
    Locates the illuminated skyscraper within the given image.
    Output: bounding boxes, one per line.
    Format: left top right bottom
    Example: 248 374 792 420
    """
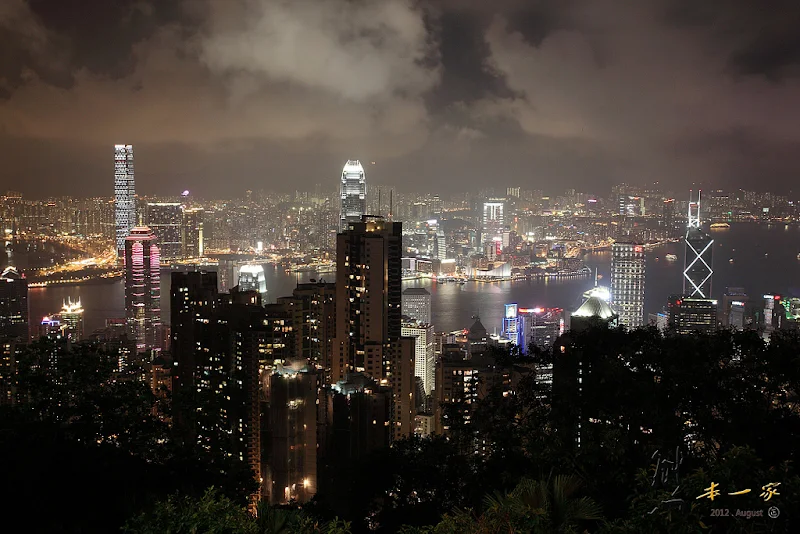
114 144 136 256
683 191 714 298
59 297 84 342
611 242 646 328
481 200 505 248
401 321 435 397
146 202 183 259
502 303 523 347
124 227 161 354
339 160 366 232
237 264 267 301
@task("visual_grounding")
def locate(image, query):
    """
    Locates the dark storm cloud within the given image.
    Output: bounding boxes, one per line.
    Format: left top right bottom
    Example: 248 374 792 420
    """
1 0 799 197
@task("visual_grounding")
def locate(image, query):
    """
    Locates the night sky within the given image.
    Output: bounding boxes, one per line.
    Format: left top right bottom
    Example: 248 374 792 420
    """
1 0 799 198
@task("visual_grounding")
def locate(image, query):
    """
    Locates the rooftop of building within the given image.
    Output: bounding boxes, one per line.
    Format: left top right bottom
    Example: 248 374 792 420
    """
468 316 487 341
573 296 616 319
1 266 22 280
403 287 431 296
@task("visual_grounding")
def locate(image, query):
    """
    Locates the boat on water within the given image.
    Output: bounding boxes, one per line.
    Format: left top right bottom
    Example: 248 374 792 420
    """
710 222 731 229
665 254 678 261
290 264 336 273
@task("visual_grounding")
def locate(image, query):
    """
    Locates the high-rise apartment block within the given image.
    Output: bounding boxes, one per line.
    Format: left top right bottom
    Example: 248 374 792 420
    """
333 218 415 439
402 287 432 324
0 267 28 341
124 226 161 354
339 160 366 232
114 144 136 256
333 218 402 381
171 272 268 501
610 242 646 328
265 362 318 504
279 281 336 378
146 202 183 259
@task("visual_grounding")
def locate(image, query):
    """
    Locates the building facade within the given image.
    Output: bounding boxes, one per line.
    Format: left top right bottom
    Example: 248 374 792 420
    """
402 287 431 325
522 307 564 352
114 144 136 256
401 321 435 397
610 242 645 328
182 207 204 258
668 296 718 334
481 200 505 248
266 363 318 504
171 271 273 503
146 202 183 259
0 267 28 341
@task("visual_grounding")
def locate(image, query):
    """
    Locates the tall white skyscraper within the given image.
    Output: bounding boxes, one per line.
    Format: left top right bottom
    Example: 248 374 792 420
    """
610 242 646 328
115 144 136 256
339 160 366 232
401 321 435 397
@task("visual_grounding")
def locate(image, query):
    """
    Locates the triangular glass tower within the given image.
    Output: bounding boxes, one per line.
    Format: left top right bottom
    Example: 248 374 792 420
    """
683 191 714 298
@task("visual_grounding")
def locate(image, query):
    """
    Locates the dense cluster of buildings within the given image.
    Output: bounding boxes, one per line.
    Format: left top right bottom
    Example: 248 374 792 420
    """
4 147 800 506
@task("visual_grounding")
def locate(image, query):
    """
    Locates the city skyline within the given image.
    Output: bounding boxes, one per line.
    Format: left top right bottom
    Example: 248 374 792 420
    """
2 2 800 531
2 1 800 198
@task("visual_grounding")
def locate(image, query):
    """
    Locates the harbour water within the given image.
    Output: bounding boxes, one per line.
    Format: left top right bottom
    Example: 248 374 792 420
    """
8 223 800 336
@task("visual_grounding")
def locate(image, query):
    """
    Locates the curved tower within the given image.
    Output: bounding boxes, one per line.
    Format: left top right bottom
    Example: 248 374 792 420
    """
124 226 161 354
339 160 366 232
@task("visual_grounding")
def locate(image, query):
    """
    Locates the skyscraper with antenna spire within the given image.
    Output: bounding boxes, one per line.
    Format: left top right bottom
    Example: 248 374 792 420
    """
339 160 366 232
683 190 714 298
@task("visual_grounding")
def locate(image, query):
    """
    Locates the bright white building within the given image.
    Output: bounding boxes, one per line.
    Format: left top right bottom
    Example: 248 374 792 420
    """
237 264 267 300
401 321 435 397
339 160 366 232
481 200 504 247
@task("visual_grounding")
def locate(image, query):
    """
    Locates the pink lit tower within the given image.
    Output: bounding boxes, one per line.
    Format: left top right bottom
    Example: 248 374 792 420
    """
124 226 161 355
